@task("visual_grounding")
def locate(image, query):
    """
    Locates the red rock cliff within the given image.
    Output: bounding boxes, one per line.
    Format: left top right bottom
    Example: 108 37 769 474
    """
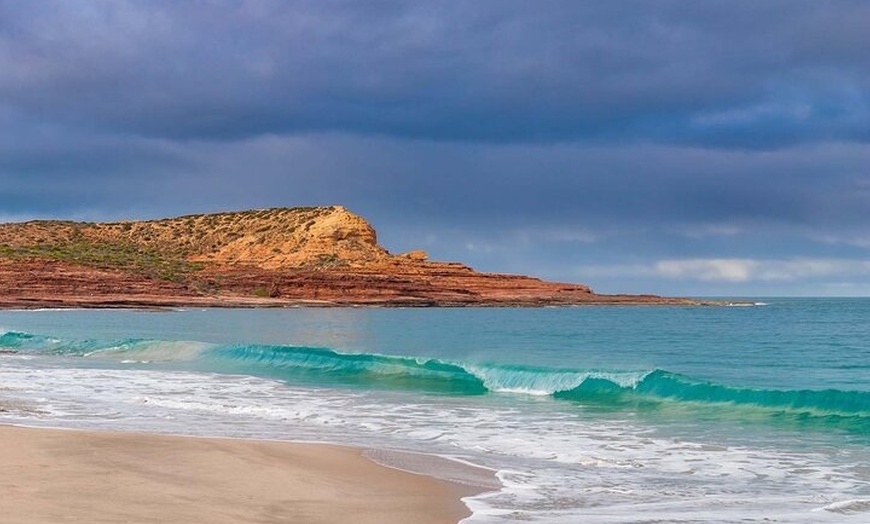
0 207 696 308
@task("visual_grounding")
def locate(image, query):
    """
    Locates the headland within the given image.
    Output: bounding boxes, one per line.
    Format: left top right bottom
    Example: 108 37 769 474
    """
0 206 698 308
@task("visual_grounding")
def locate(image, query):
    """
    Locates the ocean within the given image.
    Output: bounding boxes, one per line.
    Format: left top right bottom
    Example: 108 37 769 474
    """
1 298 868 523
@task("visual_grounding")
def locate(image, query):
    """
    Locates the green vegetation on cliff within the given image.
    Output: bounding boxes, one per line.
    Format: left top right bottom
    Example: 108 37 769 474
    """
0 206 383 282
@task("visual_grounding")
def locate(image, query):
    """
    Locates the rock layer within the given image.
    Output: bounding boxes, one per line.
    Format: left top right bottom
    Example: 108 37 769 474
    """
0 207 697 308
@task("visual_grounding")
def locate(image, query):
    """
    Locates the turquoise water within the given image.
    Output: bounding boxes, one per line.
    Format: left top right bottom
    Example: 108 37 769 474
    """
1 299 868 522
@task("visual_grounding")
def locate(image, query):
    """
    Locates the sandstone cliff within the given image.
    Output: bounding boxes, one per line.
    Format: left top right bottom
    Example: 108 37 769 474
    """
0 206 696 308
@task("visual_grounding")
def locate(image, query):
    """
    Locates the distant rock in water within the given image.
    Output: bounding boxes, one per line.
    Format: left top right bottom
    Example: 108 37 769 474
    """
0 206 698 308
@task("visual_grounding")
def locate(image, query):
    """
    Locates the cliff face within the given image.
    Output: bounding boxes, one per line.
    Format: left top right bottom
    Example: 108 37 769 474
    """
182 206 389 268
0 206 693 307
0 206 387 270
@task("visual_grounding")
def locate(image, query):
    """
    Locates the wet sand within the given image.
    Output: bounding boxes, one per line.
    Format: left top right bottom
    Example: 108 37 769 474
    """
0 425 482 524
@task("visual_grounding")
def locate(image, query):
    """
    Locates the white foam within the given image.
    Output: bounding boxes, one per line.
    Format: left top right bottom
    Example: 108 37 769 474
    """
1 357 867 523
466 366 649 396
818 498 870 514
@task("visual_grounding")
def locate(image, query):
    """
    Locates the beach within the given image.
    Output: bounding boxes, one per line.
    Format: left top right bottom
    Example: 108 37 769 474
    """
0 424 479 524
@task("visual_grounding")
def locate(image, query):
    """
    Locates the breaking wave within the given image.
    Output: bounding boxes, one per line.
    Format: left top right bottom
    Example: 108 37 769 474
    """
2 330 868 433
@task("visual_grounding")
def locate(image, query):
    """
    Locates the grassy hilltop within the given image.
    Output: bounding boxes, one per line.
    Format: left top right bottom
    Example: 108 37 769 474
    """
0 206 388 282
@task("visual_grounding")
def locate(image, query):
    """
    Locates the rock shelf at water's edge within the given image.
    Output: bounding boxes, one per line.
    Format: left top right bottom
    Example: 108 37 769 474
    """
0 206 701 308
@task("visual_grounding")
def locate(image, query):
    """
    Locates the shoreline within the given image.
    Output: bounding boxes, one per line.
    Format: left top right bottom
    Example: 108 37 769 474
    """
0 293 711 310
0 424 492 524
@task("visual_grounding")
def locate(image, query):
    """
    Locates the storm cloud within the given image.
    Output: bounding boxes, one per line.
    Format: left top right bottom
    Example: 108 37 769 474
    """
2 1 868 146
1 1 868 295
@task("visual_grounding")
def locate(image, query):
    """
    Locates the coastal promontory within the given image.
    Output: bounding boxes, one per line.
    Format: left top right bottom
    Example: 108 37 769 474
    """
0 206 694 308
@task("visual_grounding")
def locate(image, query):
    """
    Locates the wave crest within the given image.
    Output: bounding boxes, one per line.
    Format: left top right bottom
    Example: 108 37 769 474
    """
3 330 868 431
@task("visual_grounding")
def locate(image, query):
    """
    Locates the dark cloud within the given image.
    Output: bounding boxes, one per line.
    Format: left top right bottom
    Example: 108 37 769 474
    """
1 1 868 295
1 1 867 147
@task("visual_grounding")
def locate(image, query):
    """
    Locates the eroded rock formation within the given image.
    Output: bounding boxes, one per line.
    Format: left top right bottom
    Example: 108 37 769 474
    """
0 206 697 308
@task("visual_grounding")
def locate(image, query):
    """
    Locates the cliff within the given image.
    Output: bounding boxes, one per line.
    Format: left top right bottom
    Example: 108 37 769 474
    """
0 206 696 308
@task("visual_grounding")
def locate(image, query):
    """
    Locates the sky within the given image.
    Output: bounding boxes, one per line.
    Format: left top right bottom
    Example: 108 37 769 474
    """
1 1 868 296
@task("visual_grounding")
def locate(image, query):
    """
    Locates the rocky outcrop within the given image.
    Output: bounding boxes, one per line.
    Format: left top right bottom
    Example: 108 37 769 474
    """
186 206 389 269
0 207 699 308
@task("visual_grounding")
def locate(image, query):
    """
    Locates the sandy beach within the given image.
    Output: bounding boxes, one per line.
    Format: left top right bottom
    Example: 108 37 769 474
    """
0 424 481 524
